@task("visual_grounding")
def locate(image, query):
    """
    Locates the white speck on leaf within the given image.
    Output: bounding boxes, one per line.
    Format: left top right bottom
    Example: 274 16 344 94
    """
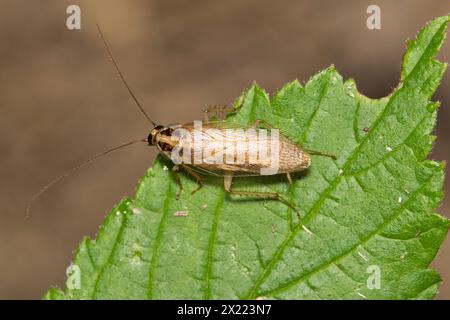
301 225 313 235
174 210 188 217
356 291 367 299
131 255 141 265
132 243 141 251
429 161 441 167
357 249 368 261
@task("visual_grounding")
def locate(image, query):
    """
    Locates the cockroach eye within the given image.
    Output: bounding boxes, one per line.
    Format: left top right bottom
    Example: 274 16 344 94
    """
147 132 153 145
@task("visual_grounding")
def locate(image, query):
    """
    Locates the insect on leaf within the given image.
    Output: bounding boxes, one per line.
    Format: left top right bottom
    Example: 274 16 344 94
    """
45 15 449 300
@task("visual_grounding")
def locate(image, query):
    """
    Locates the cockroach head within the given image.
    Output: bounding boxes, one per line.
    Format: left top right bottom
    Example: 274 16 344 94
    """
148 125 165 145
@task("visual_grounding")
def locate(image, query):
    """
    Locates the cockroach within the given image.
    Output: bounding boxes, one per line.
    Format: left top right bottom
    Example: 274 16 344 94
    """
26 25 336 218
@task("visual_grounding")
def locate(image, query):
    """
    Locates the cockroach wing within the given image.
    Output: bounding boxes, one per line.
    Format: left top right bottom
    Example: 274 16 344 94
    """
169 121 310 177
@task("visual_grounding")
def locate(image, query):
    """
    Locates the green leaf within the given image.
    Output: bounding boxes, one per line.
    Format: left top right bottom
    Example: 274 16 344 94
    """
45 16 449 300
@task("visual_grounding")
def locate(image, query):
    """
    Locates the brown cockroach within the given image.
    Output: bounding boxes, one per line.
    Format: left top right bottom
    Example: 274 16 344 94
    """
27 25 336 217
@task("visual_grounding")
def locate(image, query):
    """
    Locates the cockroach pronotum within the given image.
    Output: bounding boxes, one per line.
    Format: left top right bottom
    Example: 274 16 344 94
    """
27 25 336 218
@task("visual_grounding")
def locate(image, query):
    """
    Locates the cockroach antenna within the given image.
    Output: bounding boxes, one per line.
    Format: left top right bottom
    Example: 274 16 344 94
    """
26 138 147 218
96 24 157 126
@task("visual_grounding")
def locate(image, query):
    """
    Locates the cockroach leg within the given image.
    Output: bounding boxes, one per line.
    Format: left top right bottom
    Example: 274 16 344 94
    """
181 164 204 195
171 165 184 199
223 174 300 219
224 173 233 191
286 172 293 185
251 119 275 129
190 182 203 195
304 148 337 160
202 105 235 121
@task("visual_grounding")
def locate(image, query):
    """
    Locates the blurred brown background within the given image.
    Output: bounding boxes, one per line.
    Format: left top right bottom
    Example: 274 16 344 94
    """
0 0 449 299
